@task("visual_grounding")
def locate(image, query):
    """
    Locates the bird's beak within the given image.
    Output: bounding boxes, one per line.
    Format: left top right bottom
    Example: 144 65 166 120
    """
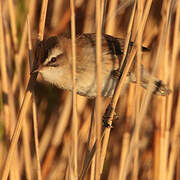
30 66 41 75
30 69 38 75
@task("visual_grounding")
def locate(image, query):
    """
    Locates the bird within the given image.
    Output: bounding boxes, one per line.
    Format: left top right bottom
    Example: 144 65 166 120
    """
31 33 171 98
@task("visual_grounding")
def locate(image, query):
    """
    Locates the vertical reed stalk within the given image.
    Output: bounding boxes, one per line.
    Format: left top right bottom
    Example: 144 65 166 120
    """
27 16 42 180
167 2 180 178
0 0 10 137
70 0 78 178
95 0 102 179
133 1 144 179
105 0 118 34
8 0 18 51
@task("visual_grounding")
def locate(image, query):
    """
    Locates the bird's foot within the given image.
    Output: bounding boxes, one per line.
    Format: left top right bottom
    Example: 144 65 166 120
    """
102 115 113 128
111 69 121 80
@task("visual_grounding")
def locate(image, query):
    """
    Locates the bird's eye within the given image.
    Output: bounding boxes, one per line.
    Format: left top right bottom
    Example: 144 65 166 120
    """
51 57 56 63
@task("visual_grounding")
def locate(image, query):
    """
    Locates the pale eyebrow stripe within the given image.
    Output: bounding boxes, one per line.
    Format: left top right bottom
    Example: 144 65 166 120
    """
43 47 63 65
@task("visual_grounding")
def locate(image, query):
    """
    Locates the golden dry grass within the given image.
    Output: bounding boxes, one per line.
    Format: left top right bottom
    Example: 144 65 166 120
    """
0 0 180 180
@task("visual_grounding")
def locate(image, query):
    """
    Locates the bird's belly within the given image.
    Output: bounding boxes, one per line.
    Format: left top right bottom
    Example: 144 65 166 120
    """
76 75 119 98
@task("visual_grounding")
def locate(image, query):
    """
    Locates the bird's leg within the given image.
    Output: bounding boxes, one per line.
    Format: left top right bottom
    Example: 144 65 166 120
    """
111 69 132 81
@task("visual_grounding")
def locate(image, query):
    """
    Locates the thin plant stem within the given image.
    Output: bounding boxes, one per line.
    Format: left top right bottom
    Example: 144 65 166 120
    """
167 92 180 180
95 0 102 179
27 16 42 180
32 95 42 180
133 1 144 179
0 0 10 137
70 0 78 178
8 0 18 51
167 2 180 179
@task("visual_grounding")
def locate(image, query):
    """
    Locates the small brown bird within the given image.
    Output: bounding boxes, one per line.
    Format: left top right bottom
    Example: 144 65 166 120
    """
31 33 170 98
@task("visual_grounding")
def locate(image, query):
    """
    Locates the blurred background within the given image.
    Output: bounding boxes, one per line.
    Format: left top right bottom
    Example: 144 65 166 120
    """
0 0 180 179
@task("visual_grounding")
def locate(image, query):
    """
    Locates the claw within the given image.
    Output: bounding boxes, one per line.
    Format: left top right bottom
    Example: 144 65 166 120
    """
111 69 121 80
103 118 113 128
